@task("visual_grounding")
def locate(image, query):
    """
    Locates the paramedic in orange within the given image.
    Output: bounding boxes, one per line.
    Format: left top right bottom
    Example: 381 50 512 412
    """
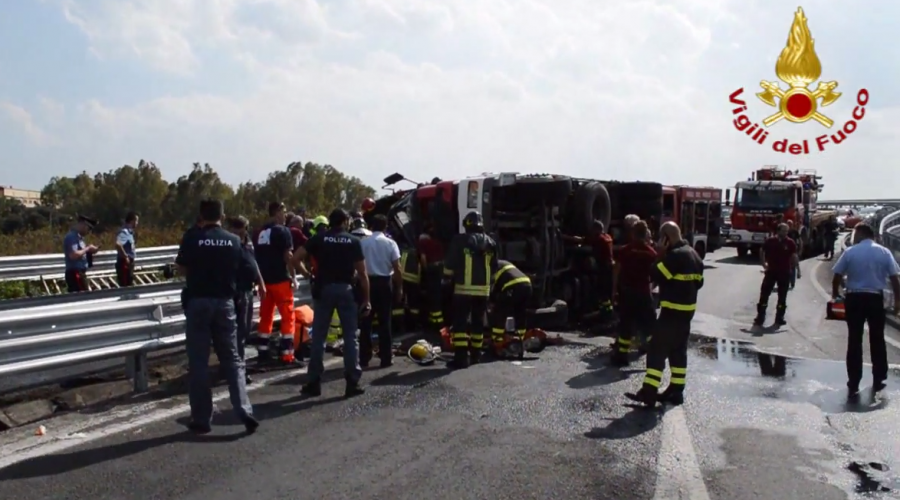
254 202 298 365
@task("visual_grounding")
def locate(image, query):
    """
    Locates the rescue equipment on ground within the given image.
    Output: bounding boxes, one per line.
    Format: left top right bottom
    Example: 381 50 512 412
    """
439 326 552 355
826 296 846 320
407 339 439 365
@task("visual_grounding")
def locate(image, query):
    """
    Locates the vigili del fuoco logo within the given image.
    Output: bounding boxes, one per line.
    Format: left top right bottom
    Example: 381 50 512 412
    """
729 7 869 155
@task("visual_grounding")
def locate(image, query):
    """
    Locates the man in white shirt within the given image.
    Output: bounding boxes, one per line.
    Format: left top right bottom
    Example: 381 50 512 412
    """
359 215 403 367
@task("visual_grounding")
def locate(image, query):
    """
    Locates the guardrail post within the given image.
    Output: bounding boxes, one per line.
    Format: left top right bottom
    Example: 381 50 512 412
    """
129 352 149 393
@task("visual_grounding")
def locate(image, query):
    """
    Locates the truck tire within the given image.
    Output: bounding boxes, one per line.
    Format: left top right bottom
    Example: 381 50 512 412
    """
516 174 573 206
570 182 611 235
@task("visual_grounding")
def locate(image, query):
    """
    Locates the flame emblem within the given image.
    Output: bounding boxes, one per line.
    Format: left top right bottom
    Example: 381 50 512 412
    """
756 7 841 128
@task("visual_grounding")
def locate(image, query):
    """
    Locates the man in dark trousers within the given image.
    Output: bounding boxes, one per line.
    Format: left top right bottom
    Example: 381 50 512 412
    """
394 244 421 334
754 223 799 326
419 228 446 333
227 216 264 385
115 212 139 287
63 215 100 293
785 220 802 290
824 214 840 260
444 211 499 368
488 259 531 357
254 202 297 364
176 199 259 434
611 221 658 366
832 223 900 394
359 215 403 368
626 221 704 407
294 208 369 398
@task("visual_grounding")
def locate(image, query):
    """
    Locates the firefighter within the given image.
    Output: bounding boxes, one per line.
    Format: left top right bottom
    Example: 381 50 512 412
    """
626 221 704 407
489 259 531 356
611 220 657 366
418 230 445 333
444 211 499 368
310 215 329 236
350 217 372 238
394 244 422 334
754 223 798 326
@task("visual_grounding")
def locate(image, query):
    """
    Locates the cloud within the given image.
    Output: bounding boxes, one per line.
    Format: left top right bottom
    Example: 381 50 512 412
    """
0 101 54 146
2 0 897 198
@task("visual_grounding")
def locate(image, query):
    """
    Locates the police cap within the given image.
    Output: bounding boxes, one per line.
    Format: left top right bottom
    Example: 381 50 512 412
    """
76 214 98 229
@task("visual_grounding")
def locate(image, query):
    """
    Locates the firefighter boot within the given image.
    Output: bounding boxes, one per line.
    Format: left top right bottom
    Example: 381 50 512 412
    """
447 349 469 369
624 386 658 407
469 348 481 365
657 386 684 406
753 304 767 326
610 351 629 367
774 305 787 326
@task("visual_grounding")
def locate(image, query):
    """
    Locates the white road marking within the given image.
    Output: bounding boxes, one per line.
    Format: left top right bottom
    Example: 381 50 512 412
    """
653 406 711 500
0 358 342 470
810 260 900 350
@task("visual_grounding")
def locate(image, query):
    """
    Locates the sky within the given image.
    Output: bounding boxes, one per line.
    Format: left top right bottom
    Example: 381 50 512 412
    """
1 0 898 200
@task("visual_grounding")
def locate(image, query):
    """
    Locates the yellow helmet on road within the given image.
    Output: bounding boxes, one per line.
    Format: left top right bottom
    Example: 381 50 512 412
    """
408 340 437 365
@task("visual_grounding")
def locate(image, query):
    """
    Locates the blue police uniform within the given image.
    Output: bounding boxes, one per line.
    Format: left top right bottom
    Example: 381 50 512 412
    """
63 229 89 293
115 226 136 287
176 223 258 433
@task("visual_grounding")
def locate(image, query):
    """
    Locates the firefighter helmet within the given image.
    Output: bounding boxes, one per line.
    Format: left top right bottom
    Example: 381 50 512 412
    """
462 211 484 232
362 198 376 212
408 340 437 365
312 215 328 228
350 218 371 237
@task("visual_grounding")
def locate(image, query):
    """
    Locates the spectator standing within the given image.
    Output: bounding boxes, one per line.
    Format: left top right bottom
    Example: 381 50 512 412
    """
832 223 900 395
294 208 369 398
115 212 139 287
359 215 403 368
754 223 798 326
176 199 259 434
63 215 100 293
785 220 802 290
254 202 297 364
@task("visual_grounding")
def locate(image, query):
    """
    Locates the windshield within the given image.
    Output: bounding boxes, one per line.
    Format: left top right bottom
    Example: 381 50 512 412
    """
735 188 793 209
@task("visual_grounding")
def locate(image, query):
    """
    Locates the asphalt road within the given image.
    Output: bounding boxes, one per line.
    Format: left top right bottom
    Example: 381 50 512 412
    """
0 247 899 499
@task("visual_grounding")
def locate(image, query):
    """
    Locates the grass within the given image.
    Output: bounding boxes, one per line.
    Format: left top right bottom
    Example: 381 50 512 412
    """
0 226 185 257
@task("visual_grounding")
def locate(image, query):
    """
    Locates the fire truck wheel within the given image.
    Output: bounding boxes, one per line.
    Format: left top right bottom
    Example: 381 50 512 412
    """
694 241 707 260
570 182 611 235
516 174 573 205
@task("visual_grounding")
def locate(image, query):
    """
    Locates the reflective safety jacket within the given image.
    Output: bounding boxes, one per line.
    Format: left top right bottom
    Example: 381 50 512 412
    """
400 248 421 284
651 240 704 319
492 260 531 297
444 232 498 297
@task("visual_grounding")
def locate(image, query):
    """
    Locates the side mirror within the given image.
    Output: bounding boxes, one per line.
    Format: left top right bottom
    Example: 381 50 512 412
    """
383 173 404 186
724 188 731 206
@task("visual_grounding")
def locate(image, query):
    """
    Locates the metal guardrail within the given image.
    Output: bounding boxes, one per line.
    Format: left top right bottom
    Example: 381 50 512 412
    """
0 279 312 393
0 246 179 282
818 198 900 206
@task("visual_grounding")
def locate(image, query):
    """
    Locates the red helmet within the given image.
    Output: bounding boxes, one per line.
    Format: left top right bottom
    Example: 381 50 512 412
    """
362 198 376 212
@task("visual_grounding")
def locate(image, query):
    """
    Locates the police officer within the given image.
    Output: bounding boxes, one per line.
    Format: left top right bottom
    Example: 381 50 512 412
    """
626 222 704 407
227 216 263 385
394 244 421 334
444 211 498 368
489 259 531 356
114 212 138 287
63 215 99 293
176 199 259 434
294 208 368 398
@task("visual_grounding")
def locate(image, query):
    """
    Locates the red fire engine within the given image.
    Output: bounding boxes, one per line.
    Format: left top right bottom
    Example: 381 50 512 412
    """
725 166 833 258
661 185 723 259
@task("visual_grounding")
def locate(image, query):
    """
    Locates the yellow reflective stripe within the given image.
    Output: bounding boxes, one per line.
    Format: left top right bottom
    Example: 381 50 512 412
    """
455 285 491 295
501 276 531 290
400 251 408 270
408 309 419 314
656 261 673 279
673 274 703 281
617 338 631 345
493 264 515 281
491 327 505 333
646 368 664 378
670 367 687 375
464 253 472 287
402 273 420 283
443 267 453 276
642 376 661 387
660 301 697 311
670 377 686 385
